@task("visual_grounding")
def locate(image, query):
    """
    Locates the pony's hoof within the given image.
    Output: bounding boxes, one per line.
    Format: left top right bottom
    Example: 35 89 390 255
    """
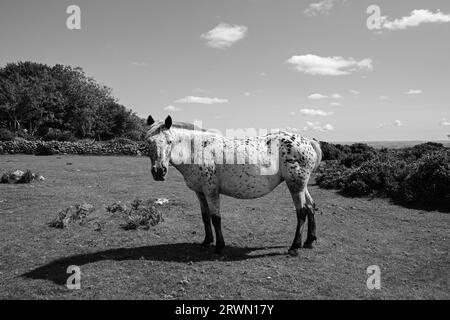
303 242 313 249
200 241 212 249
288 249 298 256
211 253 226 261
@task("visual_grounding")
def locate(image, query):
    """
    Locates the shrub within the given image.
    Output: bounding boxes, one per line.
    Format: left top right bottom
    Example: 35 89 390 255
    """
43 128 76 142
123 130 145 142
35 143 56 155
341 158 410 197
320 141 343 161
17 169 34 184
0 129 15 141
108 137 137 145
120 198 164 230
397 150 450 208
399 142 445 161
315 161 353 189
48 203 95 229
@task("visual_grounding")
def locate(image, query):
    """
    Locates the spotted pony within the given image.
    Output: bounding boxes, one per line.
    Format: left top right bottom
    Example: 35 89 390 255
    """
145 115 322 257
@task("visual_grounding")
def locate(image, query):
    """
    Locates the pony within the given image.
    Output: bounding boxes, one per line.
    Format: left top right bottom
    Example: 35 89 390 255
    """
145 115 322 257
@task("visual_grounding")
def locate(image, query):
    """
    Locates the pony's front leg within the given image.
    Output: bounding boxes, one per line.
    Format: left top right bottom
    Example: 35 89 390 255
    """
195 192 213 248
204 194 225 256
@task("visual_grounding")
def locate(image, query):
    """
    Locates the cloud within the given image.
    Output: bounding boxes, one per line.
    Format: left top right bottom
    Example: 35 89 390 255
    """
406 89 422 95
164 105 183 112
378 120 403 128
381 9 450 31
175 96 229 104
330 102 341 106
349 90 360 95
379 95 390 100
440 118 450 126
331 93 343 99
308 93 328 99
201 23 248 49
243 92 251 97
299 108 334 116
287 54 373 76
304 0 340 17
303 121 334 132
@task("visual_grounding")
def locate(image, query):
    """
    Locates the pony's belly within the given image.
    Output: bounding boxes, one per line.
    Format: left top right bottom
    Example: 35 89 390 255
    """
218 165 282 199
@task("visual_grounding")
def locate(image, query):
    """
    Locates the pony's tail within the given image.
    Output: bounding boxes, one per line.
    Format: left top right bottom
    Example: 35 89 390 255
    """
310 139 322 172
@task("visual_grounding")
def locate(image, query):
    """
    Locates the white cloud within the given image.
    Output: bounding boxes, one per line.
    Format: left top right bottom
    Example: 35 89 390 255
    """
330 102 341 106
175 96 229 104
164 105 183 112
379 95 390 100
308 93 328 99
201 23 248 49
299 108 334 116
406 89 423 95
331 93 343 99
304 0 340 17
243 92 251 97
440 118 450 126
303 121 334 131
378 120 403 128
287 54 373 76
349 90 360 95
381 9 450 31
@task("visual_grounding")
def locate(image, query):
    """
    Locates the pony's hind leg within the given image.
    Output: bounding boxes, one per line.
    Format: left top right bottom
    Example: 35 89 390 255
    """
195 192 214 248
204 194 225 256
304 188 317 249
287 186 307 256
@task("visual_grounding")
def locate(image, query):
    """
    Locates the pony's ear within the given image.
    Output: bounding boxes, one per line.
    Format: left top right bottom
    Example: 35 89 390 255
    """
147 115 155 126
164 115 172 129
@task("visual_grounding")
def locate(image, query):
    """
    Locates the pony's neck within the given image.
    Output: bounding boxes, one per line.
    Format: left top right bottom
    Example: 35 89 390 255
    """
169 127 219 166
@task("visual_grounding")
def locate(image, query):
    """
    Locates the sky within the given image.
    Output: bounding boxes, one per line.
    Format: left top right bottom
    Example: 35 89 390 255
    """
0 0 449 142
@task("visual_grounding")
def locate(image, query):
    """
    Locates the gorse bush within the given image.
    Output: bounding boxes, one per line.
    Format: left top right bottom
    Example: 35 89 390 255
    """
0 129 15 141
342 158 411 197
43 128 76 142
34 143 56 155
398 150 450 208
316 142 450 211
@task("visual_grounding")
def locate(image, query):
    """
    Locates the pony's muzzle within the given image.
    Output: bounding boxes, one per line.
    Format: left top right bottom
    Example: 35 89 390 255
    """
151 165 167 181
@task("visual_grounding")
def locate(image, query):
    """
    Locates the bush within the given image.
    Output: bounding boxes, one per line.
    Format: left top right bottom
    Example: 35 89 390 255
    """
43 128 76 142
108 137 137 145
341 158 410 197
315 161 352 189
123 130 145 142
316 144 450 211
35 143 56 155
319 141 342 160
0 129 15 141
399 142 445 161
120 198 164 230
397 150 450 208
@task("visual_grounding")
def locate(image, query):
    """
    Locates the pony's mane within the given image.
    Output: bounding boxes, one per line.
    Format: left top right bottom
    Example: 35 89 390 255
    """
147 121 209 136
172 122 208 132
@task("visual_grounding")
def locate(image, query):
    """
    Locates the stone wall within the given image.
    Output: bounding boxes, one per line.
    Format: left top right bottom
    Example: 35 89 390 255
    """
0 140 149 156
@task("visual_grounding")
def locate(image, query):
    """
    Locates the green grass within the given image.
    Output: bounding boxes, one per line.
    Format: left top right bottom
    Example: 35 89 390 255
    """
0 155 449 299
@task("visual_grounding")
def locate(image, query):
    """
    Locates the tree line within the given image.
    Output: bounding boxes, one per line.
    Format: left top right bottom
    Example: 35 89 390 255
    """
0 61 146 141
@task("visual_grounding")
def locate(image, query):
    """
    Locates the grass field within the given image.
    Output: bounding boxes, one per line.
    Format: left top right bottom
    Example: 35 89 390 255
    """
0 155 448 299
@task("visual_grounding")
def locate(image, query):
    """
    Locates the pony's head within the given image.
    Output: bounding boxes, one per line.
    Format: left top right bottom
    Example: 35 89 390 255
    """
145 115 174 181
